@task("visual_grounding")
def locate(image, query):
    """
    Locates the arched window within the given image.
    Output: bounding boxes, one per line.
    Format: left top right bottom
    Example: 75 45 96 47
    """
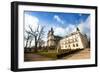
65 45 67 48
76 43 78 47
75 38 78 42
73 44 75 47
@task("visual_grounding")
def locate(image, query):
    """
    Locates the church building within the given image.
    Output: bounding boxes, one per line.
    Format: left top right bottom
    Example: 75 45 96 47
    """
47 28 62 48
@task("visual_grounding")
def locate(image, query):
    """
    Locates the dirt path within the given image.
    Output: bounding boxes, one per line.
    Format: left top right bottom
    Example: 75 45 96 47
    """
63 48 90 60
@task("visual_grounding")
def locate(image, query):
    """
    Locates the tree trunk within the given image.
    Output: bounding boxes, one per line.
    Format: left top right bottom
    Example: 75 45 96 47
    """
34 36 38 52
25 39 28 48
29 40 32 48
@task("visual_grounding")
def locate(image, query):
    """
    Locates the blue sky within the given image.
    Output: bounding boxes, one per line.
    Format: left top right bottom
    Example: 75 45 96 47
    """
24 11 90 45
25 11 90 29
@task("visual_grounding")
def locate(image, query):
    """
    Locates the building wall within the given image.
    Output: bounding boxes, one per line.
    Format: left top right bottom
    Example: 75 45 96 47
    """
60 31 89 50
79 33 89 48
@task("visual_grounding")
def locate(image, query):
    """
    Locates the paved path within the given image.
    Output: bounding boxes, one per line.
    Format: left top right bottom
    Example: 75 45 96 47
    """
63 48 90 60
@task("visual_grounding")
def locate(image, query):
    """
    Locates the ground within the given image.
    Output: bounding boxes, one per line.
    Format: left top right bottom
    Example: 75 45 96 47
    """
63 48 90 60
24 53 52 61
24 48 90 61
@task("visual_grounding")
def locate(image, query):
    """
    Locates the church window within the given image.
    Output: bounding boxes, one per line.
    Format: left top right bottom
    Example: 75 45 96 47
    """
75 38 78 42
73 44 75 47
65 45 67 48
76 43 78 47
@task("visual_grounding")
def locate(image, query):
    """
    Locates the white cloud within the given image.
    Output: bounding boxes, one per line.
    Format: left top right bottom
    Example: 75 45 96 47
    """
25 13 39 31
53 24 76 37
54 26 66 36
65 24 76 35
54 15 64 24
78 16 90 38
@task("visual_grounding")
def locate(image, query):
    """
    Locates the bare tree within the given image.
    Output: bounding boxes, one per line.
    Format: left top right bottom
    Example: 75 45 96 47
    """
29 39 33 48
25 25 45 51
38 39 45 47
24 31 32 48
37 26 45 47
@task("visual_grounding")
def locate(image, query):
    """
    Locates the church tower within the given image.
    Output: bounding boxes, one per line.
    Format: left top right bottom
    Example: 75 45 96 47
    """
76 27 80 31
76 27 81 34
47 28 55 47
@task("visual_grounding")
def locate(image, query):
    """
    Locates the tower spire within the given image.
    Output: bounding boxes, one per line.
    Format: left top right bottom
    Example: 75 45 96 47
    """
76 27 80 32
50 27 54 35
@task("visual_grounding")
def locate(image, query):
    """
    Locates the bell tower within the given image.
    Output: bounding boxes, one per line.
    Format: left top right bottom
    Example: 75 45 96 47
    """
76 27 80 32
47 27 55 47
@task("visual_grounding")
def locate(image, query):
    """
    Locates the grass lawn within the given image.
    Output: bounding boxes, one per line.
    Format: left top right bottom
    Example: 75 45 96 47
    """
33 50 58 59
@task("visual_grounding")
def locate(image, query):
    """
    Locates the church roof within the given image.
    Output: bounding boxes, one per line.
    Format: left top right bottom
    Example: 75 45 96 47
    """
54 35 62 39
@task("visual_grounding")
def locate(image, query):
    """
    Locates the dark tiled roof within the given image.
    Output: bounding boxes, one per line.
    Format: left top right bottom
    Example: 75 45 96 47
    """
54 35 62 38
